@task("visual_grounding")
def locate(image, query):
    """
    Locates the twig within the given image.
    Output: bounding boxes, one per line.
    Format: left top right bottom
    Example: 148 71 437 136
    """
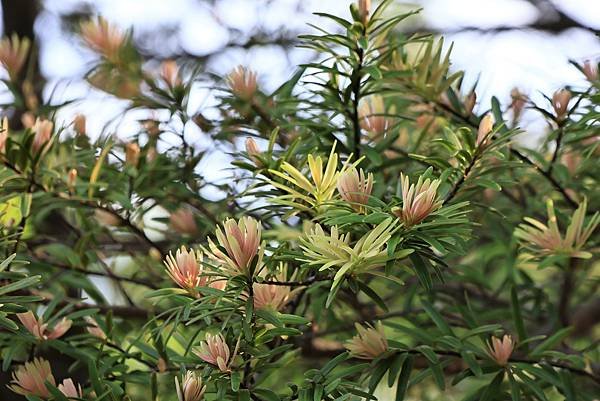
547 124 564 175
547 89 588 175
432 102 581 209
558 258 577 326
261 276 330 287
106 341 157 370
350 47 365 157
444 154 478 204
48 296 155 319
41 258 159 289
509 148 578 209
1 160 168 257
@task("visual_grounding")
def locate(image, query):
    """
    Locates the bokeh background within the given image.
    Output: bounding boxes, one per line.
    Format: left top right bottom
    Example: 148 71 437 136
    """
3 0 598 246
2 0 599 138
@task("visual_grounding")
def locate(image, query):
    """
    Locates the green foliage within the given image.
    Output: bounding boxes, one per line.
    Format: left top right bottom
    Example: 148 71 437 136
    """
0 1 599 401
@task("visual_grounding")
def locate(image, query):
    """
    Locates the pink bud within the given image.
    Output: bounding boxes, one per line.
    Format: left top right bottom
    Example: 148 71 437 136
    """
161 60 182 88
21 112 35 129
464 91 477 115
125 142 140 167
583 60 598 82
245 137 262 166
359 96 390 137
476 113 494 148
164 247 206 295
46 317 72 340
0 34 30 81
194 333 231 372
73 114 86 136
144 119 161 137
207 217 261 274
552 88 572 120
176 371 206 401
227 66 257 100
337 167 374 213
253 282 291 311
393 173 442 226
80 17 125 61
58 378 82 399
358 0 371 24
170 208 198 236
17 311 71 340
84 316 107 340
9 358 55 398
0 116 8 154
67 168 78 192
510 88 526 122
488 335 514 366
17 311 46 339
31 118 53 153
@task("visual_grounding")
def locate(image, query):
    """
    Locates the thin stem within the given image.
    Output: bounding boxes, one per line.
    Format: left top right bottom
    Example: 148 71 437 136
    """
40 257 159 289
260 276 330 287
350 47 364 157
509 148 578 209
444 154 478 204
8 164 36 264
1 160 167 257
106 341 157 370
558 258 577 326
548 88 589 174
432 102 581 210
547 123 565 174
414 348 600 385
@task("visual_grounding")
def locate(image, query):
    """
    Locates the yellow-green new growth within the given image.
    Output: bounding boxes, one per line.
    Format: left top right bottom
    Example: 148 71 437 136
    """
269 143 357 213
345 321 388 360
300 218 397 282
515 198 599 259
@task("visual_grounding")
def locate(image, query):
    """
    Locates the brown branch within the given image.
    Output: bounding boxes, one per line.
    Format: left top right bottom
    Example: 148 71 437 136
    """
509 147 578 209
298 344 600 384
59 299 154 319
1 161 167 257
350 46 364 157
36 258 159 289
444 152 479 204
547 88 589 175
432 102 581 209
